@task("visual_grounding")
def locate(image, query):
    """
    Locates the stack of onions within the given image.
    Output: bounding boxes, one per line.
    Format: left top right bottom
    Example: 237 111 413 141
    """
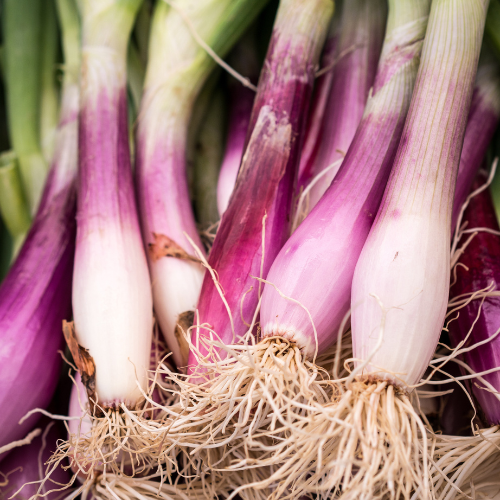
109 6 333 493
156 0 490 497
148 0 433 496
3 0 499 498
151 0 333 483
328 0 488 497
231 0 432 496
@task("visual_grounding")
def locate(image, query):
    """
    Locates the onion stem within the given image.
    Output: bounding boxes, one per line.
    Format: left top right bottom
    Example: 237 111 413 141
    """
0 151 31 252
3 0 47 213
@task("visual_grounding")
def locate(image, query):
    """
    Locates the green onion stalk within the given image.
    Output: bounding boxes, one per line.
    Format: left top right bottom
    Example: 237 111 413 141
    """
3 0 47 213
193 85 227 229
102 1 332 497
0 152 31 254
133 0 152 67
39 0 61 164
186 68 222 212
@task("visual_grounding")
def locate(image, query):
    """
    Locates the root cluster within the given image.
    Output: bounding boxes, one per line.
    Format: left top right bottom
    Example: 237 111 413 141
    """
44 332 500 500
429 425 500 500
143 335 436 499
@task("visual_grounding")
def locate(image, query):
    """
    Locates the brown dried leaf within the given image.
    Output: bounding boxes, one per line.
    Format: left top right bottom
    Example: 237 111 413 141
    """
174 310 194 369
148 233 201 264
63 320 98 413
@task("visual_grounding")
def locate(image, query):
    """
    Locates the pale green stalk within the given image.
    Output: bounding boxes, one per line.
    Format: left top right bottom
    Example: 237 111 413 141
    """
193 86 226 226
186 68 221 203
127 41 145 117
56 0 81 85
39 0 60 163
134 0 152 66
3 0 47 213
144 0 269 105
0 152 31 251
75 0 153 408
80 0 144 54
143 0 269 195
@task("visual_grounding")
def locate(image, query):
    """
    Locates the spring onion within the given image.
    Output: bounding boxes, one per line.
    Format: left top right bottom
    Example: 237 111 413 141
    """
136 0 269 370
3 0 47 212
159 0 333 483
346 0 489 496
61 0 156 480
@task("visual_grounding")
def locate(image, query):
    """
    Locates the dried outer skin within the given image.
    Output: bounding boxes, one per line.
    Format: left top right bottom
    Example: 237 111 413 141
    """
261 0 430 357
189 0 333 365
449 172 500 426
0 82 77 457
451 58 500 231
0 421 70 497
298 0 387 207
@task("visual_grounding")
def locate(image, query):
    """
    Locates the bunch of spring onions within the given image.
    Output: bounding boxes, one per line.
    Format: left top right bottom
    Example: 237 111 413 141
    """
2 0 500 499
